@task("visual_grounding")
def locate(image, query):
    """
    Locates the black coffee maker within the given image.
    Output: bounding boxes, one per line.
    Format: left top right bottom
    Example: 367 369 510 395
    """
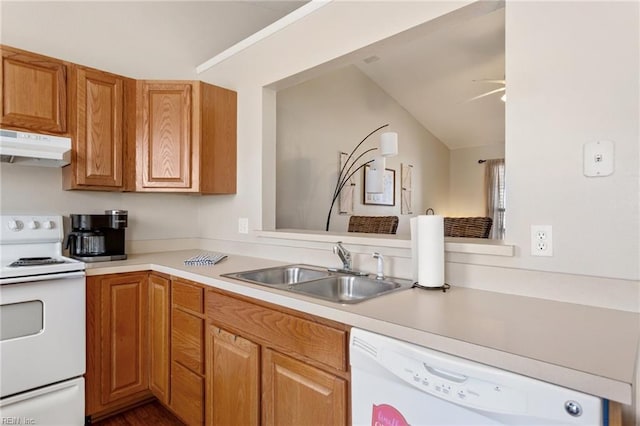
67 210 128 262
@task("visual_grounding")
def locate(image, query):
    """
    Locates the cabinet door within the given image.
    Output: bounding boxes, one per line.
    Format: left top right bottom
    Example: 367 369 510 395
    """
149 274 170 404
137 82 194 190
206 326 259 426
263 349 347 426
73 67 124 188
100 273 149 405
1 46 67 133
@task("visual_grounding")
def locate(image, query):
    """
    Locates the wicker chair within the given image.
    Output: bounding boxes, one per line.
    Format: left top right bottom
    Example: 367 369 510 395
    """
348 216 399 234
444 217 493 238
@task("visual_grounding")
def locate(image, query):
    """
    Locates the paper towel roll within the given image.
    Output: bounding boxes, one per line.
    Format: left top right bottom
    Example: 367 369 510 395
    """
410 217 419 283
417 215 444 287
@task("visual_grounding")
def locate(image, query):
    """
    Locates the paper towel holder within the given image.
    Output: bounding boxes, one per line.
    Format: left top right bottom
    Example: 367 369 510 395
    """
412 282 450 292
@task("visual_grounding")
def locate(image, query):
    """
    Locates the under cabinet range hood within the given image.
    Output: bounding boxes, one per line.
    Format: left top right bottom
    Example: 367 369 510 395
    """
0 129 71 167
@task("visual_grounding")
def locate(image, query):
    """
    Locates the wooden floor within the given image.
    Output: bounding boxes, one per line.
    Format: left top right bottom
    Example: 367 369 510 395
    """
93 401 185 426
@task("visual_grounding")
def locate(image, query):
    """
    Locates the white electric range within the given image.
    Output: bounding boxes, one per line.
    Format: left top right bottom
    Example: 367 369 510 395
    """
0 215 86 425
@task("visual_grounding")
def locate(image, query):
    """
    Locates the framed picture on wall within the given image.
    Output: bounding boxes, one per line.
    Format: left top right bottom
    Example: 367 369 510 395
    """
363 166 395 206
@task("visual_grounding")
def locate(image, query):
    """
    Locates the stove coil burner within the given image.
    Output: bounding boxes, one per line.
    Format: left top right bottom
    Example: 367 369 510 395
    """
9 257 67 267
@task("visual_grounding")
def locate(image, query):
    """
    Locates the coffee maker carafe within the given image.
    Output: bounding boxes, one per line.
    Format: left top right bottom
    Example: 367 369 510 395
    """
67 210 128 262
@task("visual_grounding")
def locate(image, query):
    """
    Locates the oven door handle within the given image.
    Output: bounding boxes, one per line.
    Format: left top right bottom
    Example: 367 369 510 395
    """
0 271 85 285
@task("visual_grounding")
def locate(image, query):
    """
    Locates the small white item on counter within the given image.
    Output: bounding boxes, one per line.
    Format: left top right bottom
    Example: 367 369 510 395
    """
412 215 444 288
184 252 227 266
410 217 419 283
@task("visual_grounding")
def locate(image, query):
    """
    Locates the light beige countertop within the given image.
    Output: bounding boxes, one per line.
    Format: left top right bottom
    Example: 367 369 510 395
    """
85 249 640 405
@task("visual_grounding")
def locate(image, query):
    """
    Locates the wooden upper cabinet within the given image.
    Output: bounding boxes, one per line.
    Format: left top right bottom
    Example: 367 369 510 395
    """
136 80 236 194
138 82 192 189
63 66 134 191
1 45 67 134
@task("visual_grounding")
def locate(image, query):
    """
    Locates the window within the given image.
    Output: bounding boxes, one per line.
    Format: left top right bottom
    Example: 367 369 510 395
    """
485 159 505 239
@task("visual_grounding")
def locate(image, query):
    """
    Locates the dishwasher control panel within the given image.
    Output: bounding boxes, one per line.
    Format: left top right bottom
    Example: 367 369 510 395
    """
381 348 527 415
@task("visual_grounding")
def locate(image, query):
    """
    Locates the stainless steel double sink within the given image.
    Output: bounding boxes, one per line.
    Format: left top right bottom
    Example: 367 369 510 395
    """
222 264 413 304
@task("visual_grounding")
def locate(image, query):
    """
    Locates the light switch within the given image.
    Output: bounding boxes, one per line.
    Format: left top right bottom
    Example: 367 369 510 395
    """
583 140 614 177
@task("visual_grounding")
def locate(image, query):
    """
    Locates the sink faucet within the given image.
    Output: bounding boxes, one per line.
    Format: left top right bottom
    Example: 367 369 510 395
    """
373 252 385 279
333 241 352 271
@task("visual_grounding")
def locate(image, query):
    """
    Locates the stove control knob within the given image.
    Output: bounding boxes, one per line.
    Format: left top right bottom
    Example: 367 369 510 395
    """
28 220 39 229
42 220 54 229
8 220 23 231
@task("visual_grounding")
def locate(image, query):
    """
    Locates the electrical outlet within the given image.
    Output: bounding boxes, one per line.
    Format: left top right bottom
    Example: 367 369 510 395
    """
238 217 249 234
531 225 553 256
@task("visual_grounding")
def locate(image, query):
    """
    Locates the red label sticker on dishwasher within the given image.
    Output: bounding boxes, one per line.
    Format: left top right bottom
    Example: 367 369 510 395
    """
372 404 410 426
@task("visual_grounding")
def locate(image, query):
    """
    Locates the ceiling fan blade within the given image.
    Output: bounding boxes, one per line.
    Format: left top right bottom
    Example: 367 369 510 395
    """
473 79 506 84
464 87 506 103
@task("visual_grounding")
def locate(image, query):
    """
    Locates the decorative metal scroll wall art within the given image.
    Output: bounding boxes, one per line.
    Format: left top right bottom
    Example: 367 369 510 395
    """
401 163 413 214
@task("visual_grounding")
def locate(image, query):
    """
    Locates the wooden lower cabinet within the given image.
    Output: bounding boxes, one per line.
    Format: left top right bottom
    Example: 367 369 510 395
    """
86 272 152 420
205 289 349 426
148 273 170 405
87 272 628 426
170 279 205 425
88 274 349 425
206 326 260 426
263 349 347 426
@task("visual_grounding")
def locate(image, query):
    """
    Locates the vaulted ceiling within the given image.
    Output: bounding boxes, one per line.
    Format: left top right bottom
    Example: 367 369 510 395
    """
355 5 505 150
2 1 503 150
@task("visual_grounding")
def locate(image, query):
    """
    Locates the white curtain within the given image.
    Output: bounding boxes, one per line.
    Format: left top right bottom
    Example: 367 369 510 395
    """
485 159 505 240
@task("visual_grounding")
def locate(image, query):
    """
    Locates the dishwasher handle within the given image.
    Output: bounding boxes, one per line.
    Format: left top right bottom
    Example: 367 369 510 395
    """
424 364 468 383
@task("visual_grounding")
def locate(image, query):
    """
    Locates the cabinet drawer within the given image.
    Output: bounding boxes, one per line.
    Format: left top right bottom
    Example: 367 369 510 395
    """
206 291 347 371
172 309 203 374
172 280 204 314
170 361 203 426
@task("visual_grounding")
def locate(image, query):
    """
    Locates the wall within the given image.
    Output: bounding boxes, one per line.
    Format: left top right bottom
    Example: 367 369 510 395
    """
2 1 638 420
448 144 505 217
2 0 635 290
276 65 449 236
197 1 475 244
0 165 201 243
505 1 639 281
0 1 293 244
199 0 639 283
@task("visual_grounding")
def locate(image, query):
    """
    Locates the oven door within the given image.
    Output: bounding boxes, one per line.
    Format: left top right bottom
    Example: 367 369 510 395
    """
0 271 85 397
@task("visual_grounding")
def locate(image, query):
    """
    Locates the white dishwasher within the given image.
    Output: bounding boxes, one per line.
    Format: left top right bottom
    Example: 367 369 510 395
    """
350 328 605 425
